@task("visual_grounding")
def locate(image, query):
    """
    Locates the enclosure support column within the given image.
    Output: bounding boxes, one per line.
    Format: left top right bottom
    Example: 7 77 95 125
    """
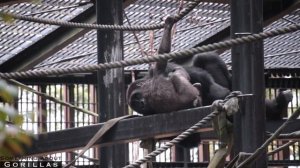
38 85 47 133
66 84 75 162
96 0 128 167
231 0 266 167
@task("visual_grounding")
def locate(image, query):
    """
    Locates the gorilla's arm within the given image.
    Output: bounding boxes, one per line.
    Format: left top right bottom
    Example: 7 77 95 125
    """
155 16 176 73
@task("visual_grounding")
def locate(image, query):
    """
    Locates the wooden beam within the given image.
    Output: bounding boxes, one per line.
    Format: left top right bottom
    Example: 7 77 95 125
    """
231 0 266 167
25 107 213 156
24 107 300 156
97 0 127 166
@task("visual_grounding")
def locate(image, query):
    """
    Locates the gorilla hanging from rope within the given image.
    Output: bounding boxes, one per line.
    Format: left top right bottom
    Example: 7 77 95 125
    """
126 15 293 120
126 16 230 115
127 16 201 115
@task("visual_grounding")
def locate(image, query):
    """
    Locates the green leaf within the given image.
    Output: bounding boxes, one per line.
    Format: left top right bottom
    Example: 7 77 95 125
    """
16 132 32 147
5 138 24 155
0 147 13 157
0 81 16 103
0 112 7 122
0 12 14 24
12 115 24 126
31 0 41 4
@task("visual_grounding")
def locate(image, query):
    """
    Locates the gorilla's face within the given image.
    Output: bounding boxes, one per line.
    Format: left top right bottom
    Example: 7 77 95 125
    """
127 79 153 115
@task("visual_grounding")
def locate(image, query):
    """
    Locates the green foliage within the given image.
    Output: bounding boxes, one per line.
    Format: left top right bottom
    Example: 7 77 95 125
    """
0 80 32 157
0 12 14 24
31 0 41 4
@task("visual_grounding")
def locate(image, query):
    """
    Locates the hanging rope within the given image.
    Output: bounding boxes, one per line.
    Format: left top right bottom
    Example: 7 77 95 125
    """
172 0 202 22
123 91 242 168
0 23 299 79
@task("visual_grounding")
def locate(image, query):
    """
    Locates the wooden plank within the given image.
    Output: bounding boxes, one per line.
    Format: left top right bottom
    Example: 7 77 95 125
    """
25 107 213 156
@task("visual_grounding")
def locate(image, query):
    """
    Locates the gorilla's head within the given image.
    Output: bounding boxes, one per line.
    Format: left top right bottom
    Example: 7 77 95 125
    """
126 79 153 115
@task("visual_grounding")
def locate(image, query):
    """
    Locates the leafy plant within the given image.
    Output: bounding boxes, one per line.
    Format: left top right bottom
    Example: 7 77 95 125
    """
0 80 32 157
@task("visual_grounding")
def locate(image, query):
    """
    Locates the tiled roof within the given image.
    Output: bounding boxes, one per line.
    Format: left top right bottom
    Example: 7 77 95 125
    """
33 0 230 71
0 0 92 65
221 9 300 69
0 0 299 73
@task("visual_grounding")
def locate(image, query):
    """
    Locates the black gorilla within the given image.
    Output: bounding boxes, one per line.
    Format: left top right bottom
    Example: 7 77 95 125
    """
184 52 231 105
127 15 292 148
177 52 293 120
126 16 231 148
127 16 231 115
266 89 293 120
192 52 232 90
127 16 202 115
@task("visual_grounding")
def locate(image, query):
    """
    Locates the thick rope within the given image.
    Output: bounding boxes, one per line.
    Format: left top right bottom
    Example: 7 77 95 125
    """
123 91 242 168
0 24 299 79
173 0 202 22
0 0 201 31
1 10 164 31
123 108 219 168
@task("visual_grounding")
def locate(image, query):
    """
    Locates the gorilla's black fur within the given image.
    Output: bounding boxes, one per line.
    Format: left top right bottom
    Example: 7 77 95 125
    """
126 15 293 148
266 89 293 120
126 16 202 115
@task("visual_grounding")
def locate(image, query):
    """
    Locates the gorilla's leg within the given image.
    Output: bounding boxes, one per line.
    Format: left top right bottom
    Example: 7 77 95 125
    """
266 89 293 120
193 52 232 90
184 66 230 106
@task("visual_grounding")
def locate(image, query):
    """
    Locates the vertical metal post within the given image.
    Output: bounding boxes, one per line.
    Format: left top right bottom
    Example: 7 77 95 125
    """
231 0 266 167
96 0 127 167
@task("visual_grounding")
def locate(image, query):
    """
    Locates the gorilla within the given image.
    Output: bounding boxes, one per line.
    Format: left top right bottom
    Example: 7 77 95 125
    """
126 16 293 149
183 52 231 106
127 14 232 115
191 52 232 90
266 89 293 120
126 17 230 147
127 16 202 115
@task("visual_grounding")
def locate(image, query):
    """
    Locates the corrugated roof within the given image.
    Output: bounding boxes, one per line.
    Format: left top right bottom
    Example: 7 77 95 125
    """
0 0 299 73
0 0 92 65
220 9 300 69
33 0 230 71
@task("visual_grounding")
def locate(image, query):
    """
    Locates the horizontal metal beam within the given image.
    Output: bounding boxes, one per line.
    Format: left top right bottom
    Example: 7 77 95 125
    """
24 106 300 156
